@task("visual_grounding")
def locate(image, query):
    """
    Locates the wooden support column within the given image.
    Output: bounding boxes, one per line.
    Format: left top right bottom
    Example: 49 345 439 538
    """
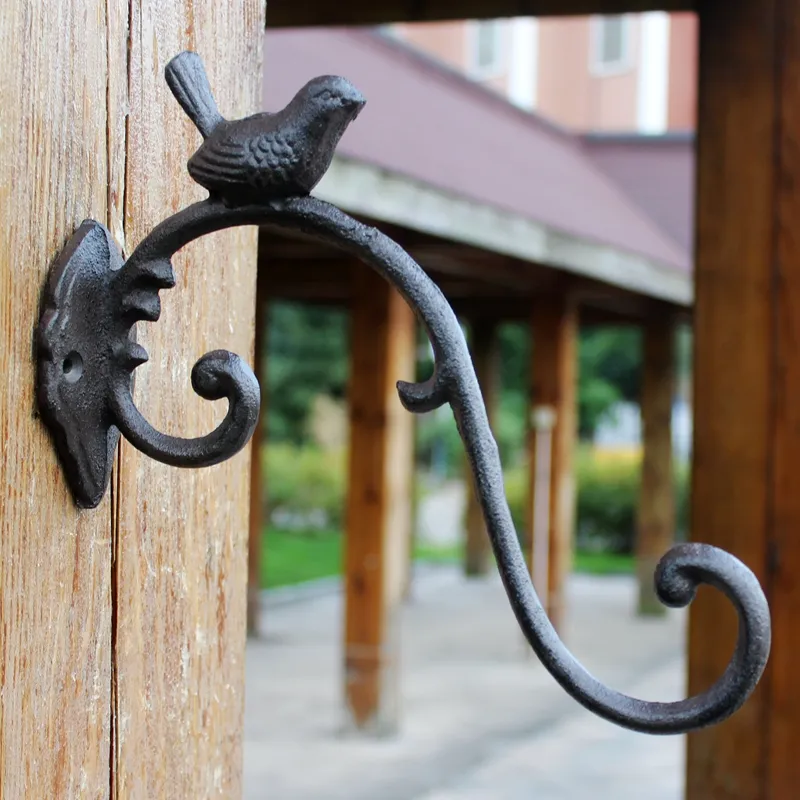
526 299 577 635
247 279 268 637
344 264 415 733
688 0 800 796
464 319 500 576
636 316 676 616
0 1 263 794
113 6 263 795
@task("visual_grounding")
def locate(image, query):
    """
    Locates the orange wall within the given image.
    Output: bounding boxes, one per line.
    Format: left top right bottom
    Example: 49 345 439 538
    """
393 21 468 72
536 17 592 129
392 14 698 133
667 13 698 130
537 17 640 132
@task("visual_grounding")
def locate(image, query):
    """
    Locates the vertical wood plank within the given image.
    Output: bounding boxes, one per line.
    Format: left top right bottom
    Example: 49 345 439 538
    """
0 1 117 796
464 319 499 577
767 0 800 793
688 0 775 796
344 264 415 733
247 281 267 638
636 316 675 616
527 300 577 634
113 3 263 796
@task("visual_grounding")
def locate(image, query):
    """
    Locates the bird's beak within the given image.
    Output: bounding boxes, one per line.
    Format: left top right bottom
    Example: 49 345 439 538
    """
343 93 366 113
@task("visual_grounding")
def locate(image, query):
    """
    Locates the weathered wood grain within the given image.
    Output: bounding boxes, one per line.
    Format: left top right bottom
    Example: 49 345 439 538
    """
113 2 263 796
0 1 117 796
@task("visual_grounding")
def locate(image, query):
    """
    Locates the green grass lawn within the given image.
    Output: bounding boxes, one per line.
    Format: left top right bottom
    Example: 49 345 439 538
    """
262 527 634 589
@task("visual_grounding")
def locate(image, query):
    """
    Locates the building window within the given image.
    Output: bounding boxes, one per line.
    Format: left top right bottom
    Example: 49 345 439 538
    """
470 20 505 76
590 15 633 75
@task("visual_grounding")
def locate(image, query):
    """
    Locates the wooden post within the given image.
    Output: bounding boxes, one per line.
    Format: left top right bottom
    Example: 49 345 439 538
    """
247 285 267 637
0 2 263 794
688 0 800 796
0 5 116 792
526 300 577 635
112 7 263 796
464 319 500 576
403 409 419 602
344 264 415 733
636 316 675 616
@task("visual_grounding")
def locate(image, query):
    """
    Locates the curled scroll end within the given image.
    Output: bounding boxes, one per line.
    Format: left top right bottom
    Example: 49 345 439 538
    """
192 350 258 404
396 376 449 414
111 349 260 469
187 349 261 459
655 542 771 709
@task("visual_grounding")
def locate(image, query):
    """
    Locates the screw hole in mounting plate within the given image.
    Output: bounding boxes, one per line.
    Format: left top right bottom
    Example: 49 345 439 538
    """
62 352 83 383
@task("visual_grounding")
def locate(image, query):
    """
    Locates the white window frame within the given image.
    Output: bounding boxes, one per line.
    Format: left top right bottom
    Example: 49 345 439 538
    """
468 19 506 79
589 15 634 77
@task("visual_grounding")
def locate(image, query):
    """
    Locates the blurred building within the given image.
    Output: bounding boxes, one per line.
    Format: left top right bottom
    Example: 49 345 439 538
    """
386 13 698 134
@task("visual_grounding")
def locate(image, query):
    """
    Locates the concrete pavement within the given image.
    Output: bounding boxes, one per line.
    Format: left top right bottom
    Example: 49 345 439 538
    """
244 566 686 799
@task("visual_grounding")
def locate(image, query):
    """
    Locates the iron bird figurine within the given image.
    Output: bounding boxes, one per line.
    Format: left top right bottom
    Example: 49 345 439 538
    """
165 51 366 206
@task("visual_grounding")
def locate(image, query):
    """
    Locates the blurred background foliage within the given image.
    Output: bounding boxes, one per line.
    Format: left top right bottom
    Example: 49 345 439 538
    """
260 301 692 588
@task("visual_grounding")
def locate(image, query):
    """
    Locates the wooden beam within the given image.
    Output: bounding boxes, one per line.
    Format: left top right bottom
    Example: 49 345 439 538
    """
636 316 675 616
247 285 268 637
688 0 799 795
527 299 577 634
267 0 693 28
344 264 415 733
464 319 500 576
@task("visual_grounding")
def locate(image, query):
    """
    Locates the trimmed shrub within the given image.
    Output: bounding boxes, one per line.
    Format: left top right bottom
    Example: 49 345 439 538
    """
264 444 346 530
263 442 691 554
505 445 690 554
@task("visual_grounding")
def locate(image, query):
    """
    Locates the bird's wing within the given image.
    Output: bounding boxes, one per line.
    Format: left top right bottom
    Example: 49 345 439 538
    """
188 131 300 191
188 137 254 189
244 131 300 188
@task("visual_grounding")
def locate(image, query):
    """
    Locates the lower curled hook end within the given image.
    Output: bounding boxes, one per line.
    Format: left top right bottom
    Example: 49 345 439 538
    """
111 348 261 469
191 349 258 405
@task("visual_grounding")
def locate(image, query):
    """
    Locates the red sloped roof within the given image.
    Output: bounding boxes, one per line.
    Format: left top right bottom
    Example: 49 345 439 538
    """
262 27 690 274
582 132 695 256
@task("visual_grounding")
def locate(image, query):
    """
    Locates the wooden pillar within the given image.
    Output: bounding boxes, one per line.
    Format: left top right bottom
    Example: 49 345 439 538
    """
464 319 500 576
0 2 264 794
344 264 415 733
247 282 267 637
111 8 263 795
0 5 116 793
636 316 676 616
688 0 799 796
403 409 419 602
526 299 577 635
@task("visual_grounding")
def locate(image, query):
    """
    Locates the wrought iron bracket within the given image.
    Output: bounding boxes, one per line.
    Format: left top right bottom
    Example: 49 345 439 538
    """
37 215 261 509
37 50 771 737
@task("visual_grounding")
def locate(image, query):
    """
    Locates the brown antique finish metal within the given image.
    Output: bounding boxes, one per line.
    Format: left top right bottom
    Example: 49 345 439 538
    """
37 51 770 740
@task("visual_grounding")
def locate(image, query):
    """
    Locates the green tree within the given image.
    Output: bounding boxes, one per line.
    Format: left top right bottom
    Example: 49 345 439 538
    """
266 302 348 443
578 327 642 438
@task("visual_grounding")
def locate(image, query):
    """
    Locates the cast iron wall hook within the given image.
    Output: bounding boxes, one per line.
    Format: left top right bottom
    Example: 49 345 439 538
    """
38 51 771 739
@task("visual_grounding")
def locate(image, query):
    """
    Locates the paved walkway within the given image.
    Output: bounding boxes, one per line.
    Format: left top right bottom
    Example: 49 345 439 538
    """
244 567 686 799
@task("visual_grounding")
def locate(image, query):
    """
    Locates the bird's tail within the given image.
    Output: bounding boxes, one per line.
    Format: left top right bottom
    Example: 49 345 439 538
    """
165 51 224 138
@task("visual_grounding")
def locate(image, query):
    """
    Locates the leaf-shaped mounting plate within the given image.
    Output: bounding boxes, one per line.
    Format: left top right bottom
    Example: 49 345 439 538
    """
38 220 129 508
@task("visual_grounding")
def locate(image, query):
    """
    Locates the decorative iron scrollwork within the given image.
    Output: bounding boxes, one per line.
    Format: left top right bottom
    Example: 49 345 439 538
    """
38 51 770 735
